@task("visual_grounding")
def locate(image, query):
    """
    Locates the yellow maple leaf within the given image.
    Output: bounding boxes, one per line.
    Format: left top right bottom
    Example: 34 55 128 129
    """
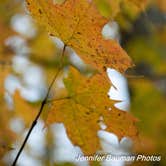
26 0 133 73
46 67 138 154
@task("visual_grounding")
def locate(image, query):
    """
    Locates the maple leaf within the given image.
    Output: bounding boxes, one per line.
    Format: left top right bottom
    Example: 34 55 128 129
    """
26 0 133 73
46 67 138 154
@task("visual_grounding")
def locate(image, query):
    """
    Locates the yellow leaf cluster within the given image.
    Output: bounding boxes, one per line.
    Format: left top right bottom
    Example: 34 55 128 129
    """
26 0 138 155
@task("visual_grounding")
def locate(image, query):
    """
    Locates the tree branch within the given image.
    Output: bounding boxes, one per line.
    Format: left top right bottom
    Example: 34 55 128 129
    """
11 45 67 166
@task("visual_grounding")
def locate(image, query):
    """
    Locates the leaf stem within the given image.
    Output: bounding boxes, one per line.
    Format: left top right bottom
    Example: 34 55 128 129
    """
11 45 67 166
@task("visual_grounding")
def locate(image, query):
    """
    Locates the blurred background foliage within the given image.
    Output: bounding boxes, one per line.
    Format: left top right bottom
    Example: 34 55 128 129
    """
0 0 166 166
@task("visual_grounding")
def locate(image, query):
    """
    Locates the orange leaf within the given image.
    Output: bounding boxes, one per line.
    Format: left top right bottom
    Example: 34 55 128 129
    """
26 0 133 73
46 67 138 154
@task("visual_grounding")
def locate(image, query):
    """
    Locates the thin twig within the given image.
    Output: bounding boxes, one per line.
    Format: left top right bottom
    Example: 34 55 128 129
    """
11 45 66 166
